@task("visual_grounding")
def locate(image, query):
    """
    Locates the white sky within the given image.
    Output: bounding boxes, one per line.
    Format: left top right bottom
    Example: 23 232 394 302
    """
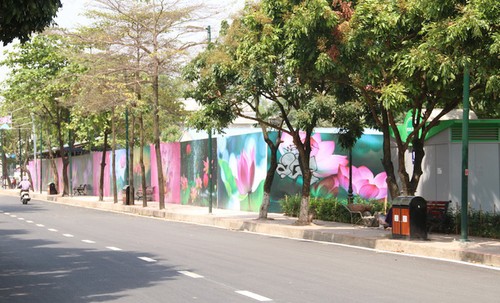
0 0 245 85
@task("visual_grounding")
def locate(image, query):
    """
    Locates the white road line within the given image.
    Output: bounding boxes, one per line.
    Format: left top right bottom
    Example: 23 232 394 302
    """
18 217 25 220
235 290 272 302
10 214 17 217
106 246 122 251
178 271 204 279
4 212 10 215
82 240 96 244
48 228 58 232
26 220 34 223
138 257 157 263
63 234 74 238
36 224 45 227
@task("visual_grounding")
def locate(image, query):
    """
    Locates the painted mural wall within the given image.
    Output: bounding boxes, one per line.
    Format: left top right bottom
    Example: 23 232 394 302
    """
180 139 217 207
267 131 387 212
217 132 267 211
27 129 387 212
150 143 181 203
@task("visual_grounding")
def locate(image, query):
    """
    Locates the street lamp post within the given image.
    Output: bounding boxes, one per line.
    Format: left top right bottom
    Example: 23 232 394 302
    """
460 63 470 242
347 147 353 204
206 25 213 214
31 114 37 192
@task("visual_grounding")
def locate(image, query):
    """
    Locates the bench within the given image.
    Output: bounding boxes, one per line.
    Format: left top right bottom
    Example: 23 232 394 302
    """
73 184 88 195
426 200 451 233
342 204 376 226
135 186 154 201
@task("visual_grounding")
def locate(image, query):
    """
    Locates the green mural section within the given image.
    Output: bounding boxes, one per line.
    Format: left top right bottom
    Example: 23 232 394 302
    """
180 139 217 207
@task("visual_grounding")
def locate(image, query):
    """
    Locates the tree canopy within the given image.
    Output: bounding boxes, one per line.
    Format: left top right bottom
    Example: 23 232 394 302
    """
0 0 62 45
345 0 500 198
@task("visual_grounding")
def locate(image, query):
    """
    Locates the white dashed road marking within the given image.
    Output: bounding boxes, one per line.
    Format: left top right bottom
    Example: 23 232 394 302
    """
178 271 204 279
63 234 74 238
138 257 157 263
82 240 96 244
18 217 25 220
235 290 272 302
48 228 58 232
26 220 34 223
36 224 45 227
106 246 122 251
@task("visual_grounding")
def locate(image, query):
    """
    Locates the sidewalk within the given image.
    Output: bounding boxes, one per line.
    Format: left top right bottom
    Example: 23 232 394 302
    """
2 189 500 268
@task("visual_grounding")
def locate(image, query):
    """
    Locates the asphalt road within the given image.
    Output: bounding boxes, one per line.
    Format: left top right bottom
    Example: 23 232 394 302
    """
1 196 499 303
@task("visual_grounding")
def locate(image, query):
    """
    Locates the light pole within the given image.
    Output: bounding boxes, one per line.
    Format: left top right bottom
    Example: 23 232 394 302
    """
460 63 470 242
347 147 353 204
31 113 37 191
206 25 213 214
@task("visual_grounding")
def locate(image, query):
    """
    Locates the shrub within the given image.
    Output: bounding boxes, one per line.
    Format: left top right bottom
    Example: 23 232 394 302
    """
279 195 378 224
310 197 351 223
448 208 500 239
280 194 302 217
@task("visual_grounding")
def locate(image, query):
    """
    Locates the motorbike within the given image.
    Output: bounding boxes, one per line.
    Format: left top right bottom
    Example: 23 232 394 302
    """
20 190 31 205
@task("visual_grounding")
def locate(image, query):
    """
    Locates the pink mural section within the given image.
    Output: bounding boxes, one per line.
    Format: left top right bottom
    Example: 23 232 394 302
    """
150 143 181 203
92 151 111 196
27 159 40 191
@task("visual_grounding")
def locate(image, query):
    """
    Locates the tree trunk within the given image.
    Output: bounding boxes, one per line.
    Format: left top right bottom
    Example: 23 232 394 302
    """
408 137 425 195
1 131 10 188
57 120 69 196
47 135 59 192
23 135 34 191
152 57 165 209
99 129 108 202
111 110 118 203
259 127 281 219
139 114 147 207
380 109 400 200
128 112 135 205
293 130 313 225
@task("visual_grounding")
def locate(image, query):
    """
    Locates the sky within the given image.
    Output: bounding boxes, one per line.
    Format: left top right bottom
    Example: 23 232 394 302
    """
0 0 245 85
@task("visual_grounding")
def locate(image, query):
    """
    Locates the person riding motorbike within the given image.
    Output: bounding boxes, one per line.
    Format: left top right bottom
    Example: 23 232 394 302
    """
18 176 31 197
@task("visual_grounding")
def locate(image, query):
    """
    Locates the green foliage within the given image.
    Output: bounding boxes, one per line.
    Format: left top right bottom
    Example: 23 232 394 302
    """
0 0 61 45
279 194 385 224
346 0 500 198
447 208 500 239
310 197 351 223
279 194 302 217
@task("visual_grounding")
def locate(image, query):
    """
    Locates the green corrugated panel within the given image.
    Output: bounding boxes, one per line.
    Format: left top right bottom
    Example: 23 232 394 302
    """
451 125 500 142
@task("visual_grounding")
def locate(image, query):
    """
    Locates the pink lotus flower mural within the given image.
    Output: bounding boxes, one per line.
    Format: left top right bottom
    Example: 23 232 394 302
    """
338 165 387 200
181 176 188 190
235 148 255 195
277 132 348 183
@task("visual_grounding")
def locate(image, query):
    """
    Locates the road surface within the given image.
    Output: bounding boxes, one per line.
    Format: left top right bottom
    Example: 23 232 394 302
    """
1 196 499 302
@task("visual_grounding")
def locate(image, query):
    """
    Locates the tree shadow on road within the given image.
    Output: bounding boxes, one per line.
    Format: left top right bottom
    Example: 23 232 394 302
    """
0 226 180 302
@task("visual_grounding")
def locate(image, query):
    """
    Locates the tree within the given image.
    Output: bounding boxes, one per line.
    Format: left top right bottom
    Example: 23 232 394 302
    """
186 0 347 224
81 0 207 209
0 0 62 45
345 0 500 198
1 34 84 196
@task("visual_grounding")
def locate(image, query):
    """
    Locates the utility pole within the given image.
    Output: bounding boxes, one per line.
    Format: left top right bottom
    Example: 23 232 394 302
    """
206 25 213 214
125 108 130 203
460 63 470 242
31 114 37 191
